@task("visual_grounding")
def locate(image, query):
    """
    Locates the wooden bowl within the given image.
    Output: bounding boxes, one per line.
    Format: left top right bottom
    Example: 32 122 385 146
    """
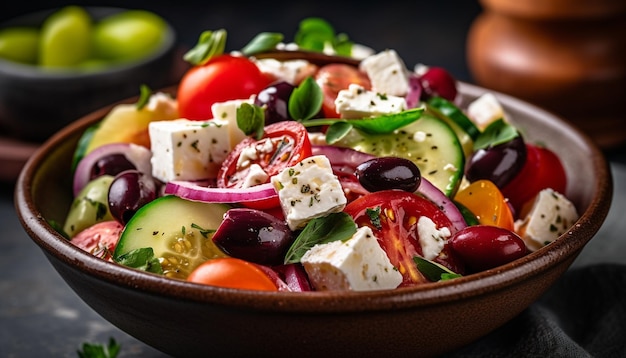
14 60 612 356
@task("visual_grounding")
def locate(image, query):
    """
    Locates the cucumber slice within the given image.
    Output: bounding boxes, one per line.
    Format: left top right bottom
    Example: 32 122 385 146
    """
114 195 230 279
426 96 480 158
337 114 465 196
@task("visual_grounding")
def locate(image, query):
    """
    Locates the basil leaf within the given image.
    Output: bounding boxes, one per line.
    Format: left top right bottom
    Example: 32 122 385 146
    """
294 17 335 52
236 103 265 140
350 107 424 134
77 338 121 358
288 76 323 121
136 84 152 110
366 207 382 230
325 121 353 144
332 32 353 57
473 118 519 150
284 212 357 264
114 248 163 274
183 29 227 65
241 32 284 56
413 256 461 282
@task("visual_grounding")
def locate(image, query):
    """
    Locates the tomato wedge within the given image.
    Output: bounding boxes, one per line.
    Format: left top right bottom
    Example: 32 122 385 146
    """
315 63 371 118
454 180 515 231
217 121 312 208
187 258 278 291
344 190 463 286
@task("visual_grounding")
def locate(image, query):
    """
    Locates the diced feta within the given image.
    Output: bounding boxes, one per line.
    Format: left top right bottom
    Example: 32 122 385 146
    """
253 58 316 85
359 49 410 96
271 155 347 230
149 119 230 182
467 93 505 130
210 98 253 148
239 163 269 188
307 131 327 146
301 226 402 291
334 84 407 119
514 188 579 251
145 92 178 118
417 216 451 260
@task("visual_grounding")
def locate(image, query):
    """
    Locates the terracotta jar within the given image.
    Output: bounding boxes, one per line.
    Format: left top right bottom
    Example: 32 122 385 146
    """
467 0 626 149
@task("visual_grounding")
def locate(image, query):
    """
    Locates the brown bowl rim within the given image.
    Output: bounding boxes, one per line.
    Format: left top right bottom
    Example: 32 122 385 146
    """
14 78 612 313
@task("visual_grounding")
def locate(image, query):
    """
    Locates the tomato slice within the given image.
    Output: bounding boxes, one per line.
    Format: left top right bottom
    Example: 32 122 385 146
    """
501 144 567 214
217 121 312 208
315 63 371 118
454 180 515 231
187 258 278 291
344 190 463 286
177 54 271 120
70 220 124 261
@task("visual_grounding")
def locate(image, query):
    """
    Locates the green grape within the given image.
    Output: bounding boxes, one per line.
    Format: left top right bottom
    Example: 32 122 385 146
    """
39 6 92 68
92 10 167 63
0 27 40 64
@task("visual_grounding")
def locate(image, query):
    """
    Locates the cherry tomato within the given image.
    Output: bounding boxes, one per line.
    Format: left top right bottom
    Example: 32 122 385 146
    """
177 54 271 120
187 257 278 291
344 190 464 286
454 180 515 231
315 63 371 118
70 220 124 261
449 225 527 273
501 143 567 214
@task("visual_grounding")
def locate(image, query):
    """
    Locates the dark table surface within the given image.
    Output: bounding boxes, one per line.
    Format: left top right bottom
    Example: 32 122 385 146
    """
2 1 625 357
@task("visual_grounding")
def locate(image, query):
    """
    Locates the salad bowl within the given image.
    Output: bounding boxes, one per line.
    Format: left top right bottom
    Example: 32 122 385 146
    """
15 51 612 356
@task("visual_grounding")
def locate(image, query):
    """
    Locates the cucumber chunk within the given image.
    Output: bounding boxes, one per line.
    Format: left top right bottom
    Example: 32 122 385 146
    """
337 114 465 196
114 195 230 279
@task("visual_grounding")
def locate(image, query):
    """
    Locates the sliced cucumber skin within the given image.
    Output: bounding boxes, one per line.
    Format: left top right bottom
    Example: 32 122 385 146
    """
337 114 465 196
114 195 230 278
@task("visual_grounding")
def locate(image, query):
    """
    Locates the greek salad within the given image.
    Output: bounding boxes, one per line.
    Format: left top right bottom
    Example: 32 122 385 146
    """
62 18 579 292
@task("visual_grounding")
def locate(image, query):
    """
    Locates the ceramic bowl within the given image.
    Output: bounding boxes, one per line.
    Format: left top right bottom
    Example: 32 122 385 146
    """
0 7 179 142
15 59 612 356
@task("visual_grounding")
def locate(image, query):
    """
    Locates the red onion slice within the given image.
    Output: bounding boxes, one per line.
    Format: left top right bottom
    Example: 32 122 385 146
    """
417 179 467 233
165 181 277 204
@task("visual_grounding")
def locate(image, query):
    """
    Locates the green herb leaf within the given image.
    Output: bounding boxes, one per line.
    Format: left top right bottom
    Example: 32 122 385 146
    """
136 84 152 110
241 32 284 56
473 118 519 150
332 32 353 57
236 103 265 139
191 223 216 239
183 29 227 66
350 107 424 134
288 76 323 121
284 212 357 264
366 207 382 230
114 248 163 274
413 256 461 282
77 337 121 358
426 96 480 142
324 121 354 144
294 17 335 52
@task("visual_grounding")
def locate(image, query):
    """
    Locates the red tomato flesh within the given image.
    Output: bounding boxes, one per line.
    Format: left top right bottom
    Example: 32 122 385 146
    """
315 63 371 118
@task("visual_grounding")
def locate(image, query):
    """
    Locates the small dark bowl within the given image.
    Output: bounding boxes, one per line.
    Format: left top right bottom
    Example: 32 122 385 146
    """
0 7 179 142
15 60 612 356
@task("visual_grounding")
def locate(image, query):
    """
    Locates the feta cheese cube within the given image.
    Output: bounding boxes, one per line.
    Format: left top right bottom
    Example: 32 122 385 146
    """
301 226 402 291
334 84 407 119
211 98 253 148
239 163 269 188
467 93 506 130
253 58 316 85
417 216 451 260
359 49 410 96
514 188 579 251
271 155 347 230
149 119 230 182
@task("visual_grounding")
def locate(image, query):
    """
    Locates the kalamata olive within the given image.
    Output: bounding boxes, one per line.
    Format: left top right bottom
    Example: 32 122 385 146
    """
90 153 136 181
449 225 528 273
108 169 157 225
418 66 458 101
355 157 421 193
212 208 294 265
465 135 527 188
254 81 296 125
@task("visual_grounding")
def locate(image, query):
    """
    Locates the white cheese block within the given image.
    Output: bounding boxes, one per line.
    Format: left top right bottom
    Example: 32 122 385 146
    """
271 155 347 231
210 98 253 148
467 93 506 130
334 84 407 119
359 49 410 96
149 119 230 182
417 216 451 260
301 226 402 291
514 188 579 251
253 58 316 85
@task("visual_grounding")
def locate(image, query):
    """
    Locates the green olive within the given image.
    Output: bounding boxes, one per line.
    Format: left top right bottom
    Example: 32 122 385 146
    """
0 27 40 64
92 10 167 63
39 6 92 68
63 175 114 238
